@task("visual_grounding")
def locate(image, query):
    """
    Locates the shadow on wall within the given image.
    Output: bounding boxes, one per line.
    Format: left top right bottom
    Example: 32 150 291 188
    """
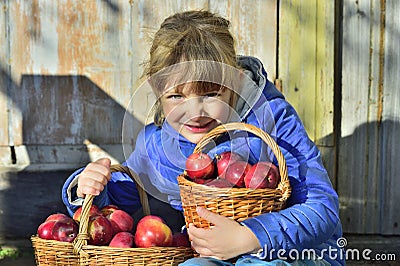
319 120 400 236
0 72 145 238
15 74 142 168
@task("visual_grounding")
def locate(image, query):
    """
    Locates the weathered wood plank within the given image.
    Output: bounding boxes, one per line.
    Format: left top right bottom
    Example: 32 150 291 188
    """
5 1 138 165
0 1 9 148
279 0 318 141
278 0 336 182
315 0 334 147
380 0 400 235
210 0 278 81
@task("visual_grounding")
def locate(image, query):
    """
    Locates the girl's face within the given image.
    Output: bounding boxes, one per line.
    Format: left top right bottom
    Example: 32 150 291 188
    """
160 82 233 143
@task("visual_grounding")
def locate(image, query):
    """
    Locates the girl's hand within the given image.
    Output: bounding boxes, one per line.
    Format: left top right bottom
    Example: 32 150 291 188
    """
188 207 261 260
76 158 111 197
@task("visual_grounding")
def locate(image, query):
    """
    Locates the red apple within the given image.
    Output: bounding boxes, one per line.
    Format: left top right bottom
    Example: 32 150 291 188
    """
45 213 69 222
172 232 191 247
87 214 113 245
185 152 215 180
109 232 134 248
73 205 101 223
134 215 173 248
37 220 57 240
244 162 280 189
106 209 134 234
204 178 235 188
101 205 120 217
136 215 165 224
223 161 251 188
215 151 242 178
51 217 79 243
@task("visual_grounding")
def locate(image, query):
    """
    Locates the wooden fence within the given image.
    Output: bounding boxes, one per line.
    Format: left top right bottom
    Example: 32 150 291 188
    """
0 0 399 237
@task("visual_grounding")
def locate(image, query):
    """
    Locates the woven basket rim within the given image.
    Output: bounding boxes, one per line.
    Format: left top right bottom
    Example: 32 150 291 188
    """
31 235 192 252
31 235 195 265
178 174 286 198
184 122 291 200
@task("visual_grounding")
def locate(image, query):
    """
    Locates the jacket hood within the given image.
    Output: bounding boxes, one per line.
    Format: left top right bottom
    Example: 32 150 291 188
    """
235 56 284 120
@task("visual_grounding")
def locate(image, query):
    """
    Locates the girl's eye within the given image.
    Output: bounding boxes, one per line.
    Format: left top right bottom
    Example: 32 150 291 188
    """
167 94 183 100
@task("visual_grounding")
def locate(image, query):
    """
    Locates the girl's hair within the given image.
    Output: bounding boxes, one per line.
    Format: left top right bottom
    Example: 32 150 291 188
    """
143 10 240 126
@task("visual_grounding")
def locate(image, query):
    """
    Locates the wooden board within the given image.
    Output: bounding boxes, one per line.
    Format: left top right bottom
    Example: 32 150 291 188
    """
210 0 278 80
278 0 334 147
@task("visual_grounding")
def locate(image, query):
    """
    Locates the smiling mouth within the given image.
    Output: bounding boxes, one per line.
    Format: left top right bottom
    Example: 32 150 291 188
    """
184 120 215 133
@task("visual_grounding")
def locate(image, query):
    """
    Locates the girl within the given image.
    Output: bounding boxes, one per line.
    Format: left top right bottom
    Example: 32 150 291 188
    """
62 10 344 265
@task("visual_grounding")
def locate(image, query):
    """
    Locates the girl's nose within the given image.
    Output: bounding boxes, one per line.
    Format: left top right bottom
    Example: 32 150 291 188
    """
185 97 205 118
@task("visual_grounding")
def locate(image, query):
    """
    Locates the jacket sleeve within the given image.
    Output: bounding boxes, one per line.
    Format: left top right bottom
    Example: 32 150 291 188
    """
61 162 142 217
241 99 341 260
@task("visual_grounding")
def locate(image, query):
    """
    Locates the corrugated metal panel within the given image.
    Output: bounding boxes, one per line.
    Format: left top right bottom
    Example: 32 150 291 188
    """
380 0 400 235
339 0 380 234
339 0 400 235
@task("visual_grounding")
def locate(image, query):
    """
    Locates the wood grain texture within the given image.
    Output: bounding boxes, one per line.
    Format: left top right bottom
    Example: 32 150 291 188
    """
279 0 317 141
210 0 278 80
0 1 11 148
315 0 334 147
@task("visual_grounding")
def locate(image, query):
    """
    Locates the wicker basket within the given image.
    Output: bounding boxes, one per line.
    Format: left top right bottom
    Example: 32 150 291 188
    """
31 165 195 265
178 122 291 228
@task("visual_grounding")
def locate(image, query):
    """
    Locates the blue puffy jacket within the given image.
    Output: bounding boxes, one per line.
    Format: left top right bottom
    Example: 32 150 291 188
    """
62 56 344 265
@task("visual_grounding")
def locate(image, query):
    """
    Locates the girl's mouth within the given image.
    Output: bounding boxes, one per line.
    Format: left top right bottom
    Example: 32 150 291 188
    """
184 120 215 133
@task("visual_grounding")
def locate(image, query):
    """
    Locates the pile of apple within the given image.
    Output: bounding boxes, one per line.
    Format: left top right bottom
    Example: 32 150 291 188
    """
185 151 280 189
37 204 190 248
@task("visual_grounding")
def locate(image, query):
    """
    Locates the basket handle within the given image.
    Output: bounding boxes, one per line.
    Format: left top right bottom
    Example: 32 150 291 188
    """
193 122 290 198
109 164 151 216
72 164 150 258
